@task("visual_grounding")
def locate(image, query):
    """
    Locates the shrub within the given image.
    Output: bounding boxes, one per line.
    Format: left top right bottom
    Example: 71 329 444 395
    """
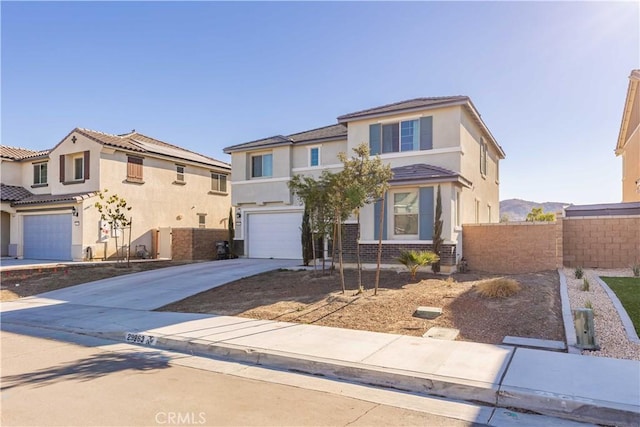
581 278 590 292
574 266 584 279
475 278 521 298
633 264 640 278
397 249 439 280
584 300 594 311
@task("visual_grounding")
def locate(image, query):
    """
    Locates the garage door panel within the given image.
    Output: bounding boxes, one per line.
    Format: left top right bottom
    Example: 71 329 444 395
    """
248 212 302 259
23 214 72 260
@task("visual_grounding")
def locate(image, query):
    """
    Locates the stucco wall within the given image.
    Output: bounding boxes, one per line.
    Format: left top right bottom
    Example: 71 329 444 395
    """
621 130 639 202
1 160 23 186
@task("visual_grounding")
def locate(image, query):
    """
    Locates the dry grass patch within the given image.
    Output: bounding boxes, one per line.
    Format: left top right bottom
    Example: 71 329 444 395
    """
475 277 521 298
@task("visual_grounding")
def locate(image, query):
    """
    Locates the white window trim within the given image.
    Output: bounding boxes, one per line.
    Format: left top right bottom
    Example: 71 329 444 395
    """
250 153 273 178
176 164 186 182
73 155 84 181
210 172 228 193
308 146 321 168
33 162 48 185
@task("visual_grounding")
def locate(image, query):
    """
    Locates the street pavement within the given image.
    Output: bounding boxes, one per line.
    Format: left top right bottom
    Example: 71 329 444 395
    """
2 258 639 426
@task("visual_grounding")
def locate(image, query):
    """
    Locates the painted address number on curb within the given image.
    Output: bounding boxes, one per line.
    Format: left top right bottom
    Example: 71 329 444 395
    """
125 333 157 345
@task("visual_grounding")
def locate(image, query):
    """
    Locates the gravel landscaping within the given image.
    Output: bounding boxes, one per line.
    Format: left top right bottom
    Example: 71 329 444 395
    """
564 267 640 361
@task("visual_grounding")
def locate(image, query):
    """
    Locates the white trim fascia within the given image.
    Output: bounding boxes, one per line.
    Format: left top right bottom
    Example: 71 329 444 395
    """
231 177 291 185
242 205 304 214
377 146 462 160
376 114 422 124
292 163 343 173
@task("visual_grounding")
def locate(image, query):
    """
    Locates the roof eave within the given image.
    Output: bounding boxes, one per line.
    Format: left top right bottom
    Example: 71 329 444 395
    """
390 175 472 188
224 140 293 154
337 98 469 124
616 72 639 153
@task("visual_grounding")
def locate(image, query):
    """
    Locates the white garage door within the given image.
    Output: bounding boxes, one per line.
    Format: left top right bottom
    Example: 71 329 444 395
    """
247 212 302 259
23 214 72 260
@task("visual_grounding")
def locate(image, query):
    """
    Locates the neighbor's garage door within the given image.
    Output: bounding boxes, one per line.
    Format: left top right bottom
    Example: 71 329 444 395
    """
247 212 302 259
23 214 72 260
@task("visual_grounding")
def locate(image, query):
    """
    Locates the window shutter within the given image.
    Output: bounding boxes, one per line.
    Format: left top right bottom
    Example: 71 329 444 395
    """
59 155 65 182
420 116 433 150
373 193 388 240
369 124 381 155
419 187 434 240
84 151 90 180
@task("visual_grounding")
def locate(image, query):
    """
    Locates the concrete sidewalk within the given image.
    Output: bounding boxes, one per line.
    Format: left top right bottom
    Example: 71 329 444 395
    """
2 295 638 427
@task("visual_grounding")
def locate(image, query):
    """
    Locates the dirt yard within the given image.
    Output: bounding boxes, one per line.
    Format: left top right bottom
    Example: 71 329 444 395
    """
160 269 565 345
0 261 200 301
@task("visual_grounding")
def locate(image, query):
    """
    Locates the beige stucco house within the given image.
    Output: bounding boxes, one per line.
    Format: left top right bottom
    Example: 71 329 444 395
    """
1 128 231 260
617 69 640 202
224 96 505 271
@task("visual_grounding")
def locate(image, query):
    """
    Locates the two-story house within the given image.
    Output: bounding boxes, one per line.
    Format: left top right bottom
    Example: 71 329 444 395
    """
617 69 640 202
1 128 231 261
224 96 505 272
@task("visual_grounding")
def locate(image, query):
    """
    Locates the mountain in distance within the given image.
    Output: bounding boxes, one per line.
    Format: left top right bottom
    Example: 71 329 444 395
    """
500 199 572 221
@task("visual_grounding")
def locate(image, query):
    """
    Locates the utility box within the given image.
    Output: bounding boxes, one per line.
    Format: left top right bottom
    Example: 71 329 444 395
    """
573 308 600 350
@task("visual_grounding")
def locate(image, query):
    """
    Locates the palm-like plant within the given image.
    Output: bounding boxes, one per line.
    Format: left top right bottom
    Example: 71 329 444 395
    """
397 249 440 280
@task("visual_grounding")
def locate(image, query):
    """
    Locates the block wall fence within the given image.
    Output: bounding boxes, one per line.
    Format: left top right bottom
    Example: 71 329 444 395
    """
171 228 228 261
462 216 640 274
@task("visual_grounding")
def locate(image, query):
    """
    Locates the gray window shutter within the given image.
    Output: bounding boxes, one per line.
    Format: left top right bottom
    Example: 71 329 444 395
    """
369 124 381 155
420 116 433 150
84 151 90 180
373 194 388 240
419 187 434 240
59 155 65 182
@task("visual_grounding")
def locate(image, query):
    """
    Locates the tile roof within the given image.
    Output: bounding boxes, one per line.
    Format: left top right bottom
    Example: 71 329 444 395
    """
10 191 96 206
0 184 33 202
224 124 347 153
565 202 640 217
74 128 230 169
337 96 469 122
0 146 49 160
390 164 471 187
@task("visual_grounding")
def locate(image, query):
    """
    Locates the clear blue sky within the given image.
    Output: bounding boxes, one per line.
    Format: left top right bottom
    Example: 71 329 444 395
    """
2 1 638 205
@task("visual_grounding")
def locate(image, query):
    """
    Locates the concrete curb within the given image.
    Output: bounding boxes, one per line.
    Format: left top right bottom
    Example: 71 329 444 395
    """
101 331 502 406
593 275 640 344
557 269 581 354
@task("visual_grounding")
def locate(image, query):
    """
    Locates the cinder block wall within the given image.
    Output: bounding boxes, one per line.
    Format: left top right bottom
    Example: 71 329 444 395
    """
462 222 563 274
563 216 640 268
172 228 229 261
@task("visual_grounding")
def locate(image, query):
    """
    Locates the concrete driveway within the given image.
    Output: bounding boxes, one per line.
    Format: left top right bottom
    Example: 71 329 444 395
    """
31 258 302 310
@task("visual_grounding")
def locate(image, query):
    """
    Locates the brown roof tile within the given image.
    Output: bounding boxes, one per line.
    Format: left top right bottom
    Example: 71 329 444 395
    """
0 146 49 160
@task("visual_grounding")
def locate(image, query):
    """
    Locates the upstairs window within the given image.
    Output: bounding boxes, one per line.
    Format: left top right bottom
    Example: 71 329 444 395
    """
127 156 143 182
370 116 432 155
211 173 228 193
251 153 273 178
176 165 185 182
74 156 84 180
33 162 47 185
309 147 320 167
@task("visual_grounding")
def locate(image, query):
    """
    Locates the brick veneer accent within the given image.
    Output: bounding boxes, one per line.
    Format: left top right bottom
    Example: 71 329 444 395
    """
172 228 229 261
341 223 456 266
463 222 563 274
563 216 640 268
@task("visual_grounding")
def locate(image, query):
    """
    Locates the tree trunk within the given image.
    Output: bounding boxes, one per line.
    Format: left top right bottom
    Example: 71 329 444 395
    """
374 194 385 296
356 210 363 294
127 217 132 268
337 212 345 294
330 221 337 275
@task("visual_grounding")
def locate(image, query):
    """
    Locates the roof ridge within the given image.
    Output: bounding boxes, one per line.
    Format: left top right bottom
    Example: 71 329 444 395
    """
77 127 125 139
287 123 345 138
128 132 229 166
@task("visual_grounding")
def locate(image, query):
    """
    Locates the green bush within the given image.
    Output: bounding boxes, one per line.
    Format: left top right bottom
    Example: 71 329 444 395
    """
632 264 640 278
581 278 590 292
574 266 584 279
397 249 439 280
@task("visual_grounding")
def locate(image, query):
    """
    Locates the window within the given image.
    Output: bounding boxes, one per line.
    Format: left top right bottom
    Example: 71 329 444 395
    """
480 139 487 176
198 213 206 228
393 191 419 236
33 162 47 185
211 173 228 193
251 154 273 178
127 156 143 182
176 165 185 182
370 116 432 155
74 157 84 180
309 147 320 167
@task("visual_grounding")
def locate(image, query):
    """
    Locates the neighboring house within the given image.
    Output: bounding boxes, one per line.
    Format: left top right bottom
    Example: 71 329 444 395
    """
224 96 505 271
1 128 231 260
616 69 640 202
